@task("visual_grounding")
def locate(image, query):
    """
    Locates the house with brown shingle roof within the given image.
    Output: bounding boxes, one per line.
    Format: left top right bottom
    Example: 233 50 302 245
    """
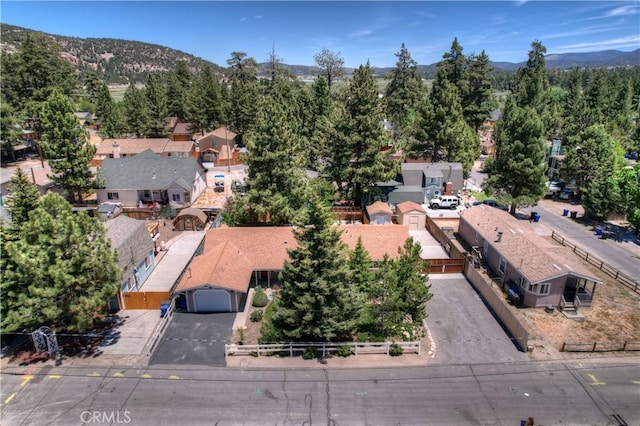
92 138 196 166
173 224 410 312
194 126 238 165
459 206 602 309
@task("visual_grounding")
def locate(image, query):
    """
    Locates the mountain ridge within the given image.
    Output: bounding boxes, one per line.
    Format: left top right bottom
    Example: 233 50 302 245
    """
2 23 638 84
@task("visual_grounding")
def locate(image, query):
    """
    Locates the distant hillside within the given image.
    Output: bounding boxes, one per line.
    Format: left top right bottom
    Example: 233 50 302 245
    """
2 23 638 85
0 23 221 84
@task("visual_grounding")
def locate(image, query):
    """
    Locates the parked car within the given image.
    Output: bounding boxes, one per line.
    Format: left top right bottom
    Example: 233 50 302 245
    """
558 188 575 200
429 195 460 210
545 181 565 197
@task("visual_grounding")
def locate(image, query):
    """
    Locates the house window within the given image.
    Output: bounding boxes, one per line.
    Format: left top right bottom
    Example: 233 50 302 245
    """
528 282 539 293
499 257 507 274
107 192 119 200
539 283 550 295
144 255 151 270
430 177 437 184
184 192 190 203
143 190 150 198
172 193 181 202
519 277 527 289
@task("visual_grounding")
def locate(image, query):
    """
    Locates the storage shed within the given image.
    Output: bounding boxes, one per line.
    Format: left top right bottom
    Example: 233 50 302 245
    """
366 201 393 225
173 208 207 231
396 201 426 230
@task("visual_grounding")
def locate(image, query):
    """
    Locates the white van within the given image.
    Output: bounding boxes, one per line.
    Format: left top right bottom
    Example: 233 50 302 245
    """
429 195 459 210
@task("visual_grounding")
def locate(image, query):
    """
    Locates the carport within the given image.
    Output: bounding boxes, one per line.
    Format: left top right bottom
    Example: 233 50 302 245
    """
149 312 235 366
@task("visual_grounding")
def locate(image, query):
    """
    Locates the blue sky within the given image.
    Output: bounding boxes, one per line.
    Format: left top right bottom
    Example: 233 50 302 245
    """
1 1 638 68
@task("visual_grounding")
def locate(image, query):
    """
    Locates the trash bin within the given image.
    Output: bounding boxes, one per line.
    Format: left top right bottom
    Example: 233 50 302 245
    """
570 211 578 219
530 212 538 221
595 226 603 236
562 209 569 217
533 213 541 223
160 300 171 318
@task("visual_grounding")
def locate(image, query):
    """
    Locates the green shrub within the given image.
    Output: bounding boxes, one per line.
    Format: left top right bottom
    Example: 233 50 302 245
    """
370 334 385 343
356 332 369 342
252 286 269 307
389 343 403 357
335 345 353 358
302 347 318 360
250 309 263 322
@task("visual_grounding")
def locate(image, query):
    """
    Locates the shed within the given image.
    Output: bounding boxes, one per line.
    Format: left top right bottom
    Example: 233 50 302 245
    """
366 201 392 225
173 208 207 231
397 201 426 230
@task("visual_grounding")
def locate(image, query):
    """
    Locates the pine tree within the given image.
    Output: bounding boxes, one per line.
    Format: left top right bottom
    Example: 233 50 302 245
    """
227 52 259 140
375 238 431 333
422 68 478 175
95 82 124 138
122 83 150 138
464 50 495 132
1 193 120 333
166 60 192 120
313 48 345 90
269 197 358 342
185 65 227 135
483 96 547 213
332 63 398 206
348 236 375 295
0 102 23 162
384 43 425 132
39 89 96 203
4 168 40 232
145 73 169 137
234 85 308 225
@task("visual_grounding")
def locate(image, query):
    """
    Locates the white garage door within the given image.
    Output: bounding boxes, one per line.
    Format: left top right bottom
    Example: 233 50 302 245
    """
409 215 420 230
193 289 232 312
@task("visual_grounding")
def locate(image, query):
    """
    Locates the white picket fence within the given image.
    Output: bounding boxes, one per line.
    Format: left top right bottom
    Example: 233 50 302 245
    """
225 341 421 357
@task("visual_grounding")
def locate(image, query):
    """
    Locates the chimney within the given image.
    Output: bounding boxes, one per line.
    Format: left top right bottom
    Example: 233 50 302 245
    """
444 182 453 195
496 231 503 243
112 141 120 158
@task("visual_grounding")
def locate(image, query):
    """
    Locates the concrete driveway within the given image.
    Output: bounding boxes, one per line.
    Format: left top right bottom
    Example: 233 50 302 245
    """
425 274 529 365
150 312 235 366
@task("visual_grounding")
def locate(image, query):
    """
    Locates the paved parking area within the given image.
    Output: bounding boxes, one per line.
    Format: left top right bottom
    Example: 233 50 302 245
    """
149 312 235 367
425 274 529 365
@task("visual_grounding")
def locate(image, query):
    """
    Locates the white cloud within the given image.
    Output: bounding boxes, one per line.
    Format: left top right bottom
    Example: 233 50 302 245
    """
349 29 374 38
254 15 264 20
513 0 529 6
239 17 247 23
605 4 639 17
556 35 640 52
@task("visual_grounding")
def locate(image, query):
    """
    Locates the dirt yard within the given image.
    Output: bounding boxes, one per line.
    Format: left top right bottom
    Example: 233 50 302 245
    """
516 235 640 356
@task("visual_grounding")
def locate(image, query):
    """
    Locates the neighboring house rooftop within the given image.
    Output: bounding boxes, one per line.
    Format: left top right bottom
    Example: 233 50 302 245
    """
99 149 204 190
174 224 410 293
97 138 171 156
366 201 392 216
461 206 601 284
104 215 153 271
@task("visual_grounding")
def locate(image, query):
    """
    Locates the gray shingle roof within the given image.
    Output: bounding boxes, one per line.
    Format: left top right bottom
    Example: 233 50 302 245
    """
99 149 204 190
104 215 154 271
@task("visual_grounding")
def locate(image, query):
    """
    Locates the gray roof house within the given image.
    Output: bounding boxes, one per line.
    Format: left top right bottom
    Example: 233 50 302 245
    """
96 149 207 208
379 162 464 207
104 216 157 308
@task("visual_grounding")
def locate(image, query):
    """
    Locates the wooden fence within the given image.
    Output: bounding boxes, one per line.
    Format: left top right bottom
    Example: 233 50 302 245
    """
551 231 640 294
561 341 640 352
225 341 421 357
120 291 170 310
425 258 465 274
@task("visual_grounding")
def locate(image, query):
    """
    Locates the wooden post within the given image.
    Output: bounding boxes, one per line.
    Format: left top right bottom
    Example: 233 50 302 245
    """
561 342 566 352
592 342 597 352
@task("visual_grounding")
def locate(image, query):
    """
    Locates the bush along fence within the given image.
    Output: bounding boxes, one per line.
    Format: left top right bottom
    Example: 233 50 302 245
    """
225 341 421 358
551 231 640 294
561 341 640 352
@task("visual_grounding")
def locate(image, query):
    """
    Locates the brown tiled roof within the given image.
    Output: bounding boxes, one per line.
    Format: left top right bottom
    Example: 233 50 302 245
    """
397 201 425 214
167 141 195 152
172 122 191 135
97 139 170 155
366 201 392 216
460 206 601 283
175 224 410 292
210 126 237 140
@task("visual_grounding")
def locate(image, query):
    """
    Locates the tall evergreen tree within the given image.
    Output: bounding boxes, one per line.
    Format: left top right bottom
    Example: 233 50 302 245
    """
145 73 169 137
483 96 547 213
0 102 23 162
226 52 259 141
269 197 358 342
122 83 150 138
439 38 468 97
185 65 227 135
228 85 307 225
1 193 120 333
39 89 96 203
421 68 478 175
331 63 398 206
464 50 495 132
512 40 548 112
166 60 192 120
4 168 40 232
384 43 425 132
94 82 124 138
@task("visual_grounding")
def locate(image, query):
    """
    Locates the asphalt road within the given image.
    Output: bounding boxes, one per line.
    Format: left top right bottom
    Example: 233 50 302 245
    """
521 201 640 282
1 360 638 425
